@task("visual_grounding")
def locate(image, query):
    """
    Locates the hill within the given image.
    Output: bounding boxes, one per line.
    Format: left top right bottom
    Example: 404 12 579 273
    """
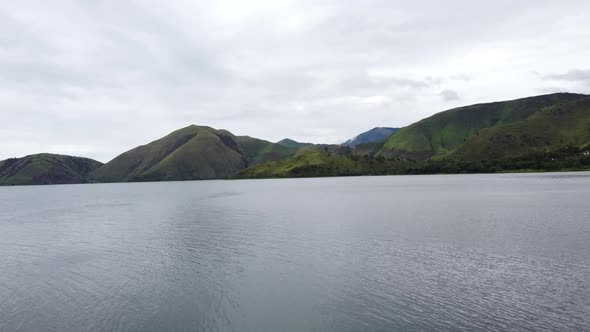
0 154 102 186
447 97 590 161
90 125 297 182
236 136 299 165
343 127 399 147
379 93 588 159
237 93 590 178
235 150 412 178
277 138 313 148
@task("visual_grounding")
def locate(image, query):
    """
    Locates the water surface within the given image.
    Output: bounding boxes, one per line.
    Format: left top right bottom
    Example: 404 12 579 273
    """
1 173 589 331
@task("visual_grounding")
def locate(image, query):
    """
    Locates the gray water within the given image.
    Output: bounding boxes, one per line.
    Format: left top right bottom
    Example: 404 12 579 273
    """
0 173 589 332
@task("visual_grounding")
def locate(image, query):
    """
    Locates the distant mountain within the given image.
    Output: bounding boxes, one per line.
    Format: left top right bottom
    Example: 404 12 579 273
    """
90 125 297 182
0 154 102 186
379 93 588 159
343 127 399 147
277 138 312 148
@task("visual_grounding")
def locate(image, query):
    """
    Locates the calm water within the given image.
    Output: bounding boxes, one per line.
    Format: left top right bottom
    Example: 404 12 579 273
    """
0 173 589 331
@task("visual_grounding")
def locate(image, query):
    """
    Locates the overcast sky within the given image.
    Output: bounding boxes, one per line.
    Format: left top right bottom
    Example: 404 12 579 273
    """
1 0 590 162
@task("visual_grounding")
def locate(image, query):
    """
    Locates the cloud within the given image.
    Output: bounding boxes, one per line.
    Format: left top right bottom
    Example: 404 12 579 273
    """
0 0 590 161
440 89 460 102
544 69 590 82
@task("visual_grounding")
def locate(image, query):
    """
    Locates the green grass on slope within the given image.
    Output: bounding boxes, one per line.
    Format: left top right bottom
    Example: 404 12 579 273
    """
448 97 590 161
236 136 298 165
236 145 590 179
380 93 588 159
276 138 312 148
351 140 386 156
0 154 102 185
90 125 300 182
410 146 590 174
234 151 414 178
138 131 246 181
90 125 213 181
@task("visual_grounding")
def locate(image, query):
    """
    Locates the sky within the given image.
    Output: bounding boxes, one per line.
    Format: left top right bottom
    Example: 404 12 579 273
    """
1 0 590 162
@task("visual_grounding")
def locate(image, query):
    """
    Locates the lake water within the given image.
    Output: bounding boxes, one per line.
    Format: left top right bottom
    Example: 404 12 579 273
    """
0 173 589 331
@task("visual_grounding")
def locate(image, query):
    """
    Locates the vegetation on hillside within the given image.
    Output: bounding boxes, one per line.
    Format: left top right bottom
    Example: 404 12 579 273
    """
90 125 298 182
447 97 590 161
235 145 590 179
236 136 298 165
235 151 414 178
4 93 590 186
0 154 102 185
379 93 588 159
276 138 312 148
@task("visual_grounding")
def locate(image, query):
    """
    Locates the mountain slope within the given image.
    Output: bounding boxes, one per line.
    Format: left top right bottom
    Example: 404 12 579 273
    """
277 138 312 148
0 154 102 185
237 136 299 165
379 93 588 159
343 127 399 147
90 125 297 182
447 97 590 161
235 150 411 178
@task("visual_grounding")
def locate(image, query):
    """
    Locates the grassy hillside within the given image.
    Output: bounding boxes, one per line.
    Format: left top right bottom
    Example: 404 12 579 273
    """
351 141 386 156
448 97 590 161
236 136 298 165
235 150 412 178
237 93 590 179
276 138 312 148
236 145 590 179
90 125 298 182
0 154 102 185
5 93 590 185
379 93 588 159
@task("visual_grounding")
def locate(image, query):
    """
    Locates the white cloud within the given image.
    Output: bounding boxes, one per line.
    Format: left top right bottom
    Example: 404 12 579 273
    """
0 0 589 162
440 90 460 102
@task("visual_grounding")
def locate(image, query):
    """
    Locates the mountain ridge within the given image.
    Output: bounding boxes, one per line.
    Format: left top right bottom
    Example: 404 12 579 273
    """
3 92 590 185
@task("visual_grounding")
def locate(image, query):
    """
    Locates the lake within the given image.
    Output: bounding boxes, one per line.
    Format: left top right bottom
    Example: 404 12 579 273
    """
0 173 589 331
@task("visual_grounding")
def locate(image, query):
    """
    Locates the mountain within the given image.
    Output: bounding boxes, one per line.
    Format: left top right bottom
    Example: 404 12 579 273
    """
277 138 313 148
379 93 588 159
343 127 399 147
0 154 102 186
447 97 590 161
237 93 590 178
90 125 297 182
4 93 590 186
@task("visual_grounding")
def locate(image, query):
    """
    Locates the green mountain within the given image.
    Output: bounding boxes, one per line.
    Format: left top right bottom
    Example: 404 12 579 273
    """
238 93 590 178
90 125 297 182
4 93 590 186
379 93 588 159
277 138 312 148
447 97 590 161
0 154 102 186
343 127 399 147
